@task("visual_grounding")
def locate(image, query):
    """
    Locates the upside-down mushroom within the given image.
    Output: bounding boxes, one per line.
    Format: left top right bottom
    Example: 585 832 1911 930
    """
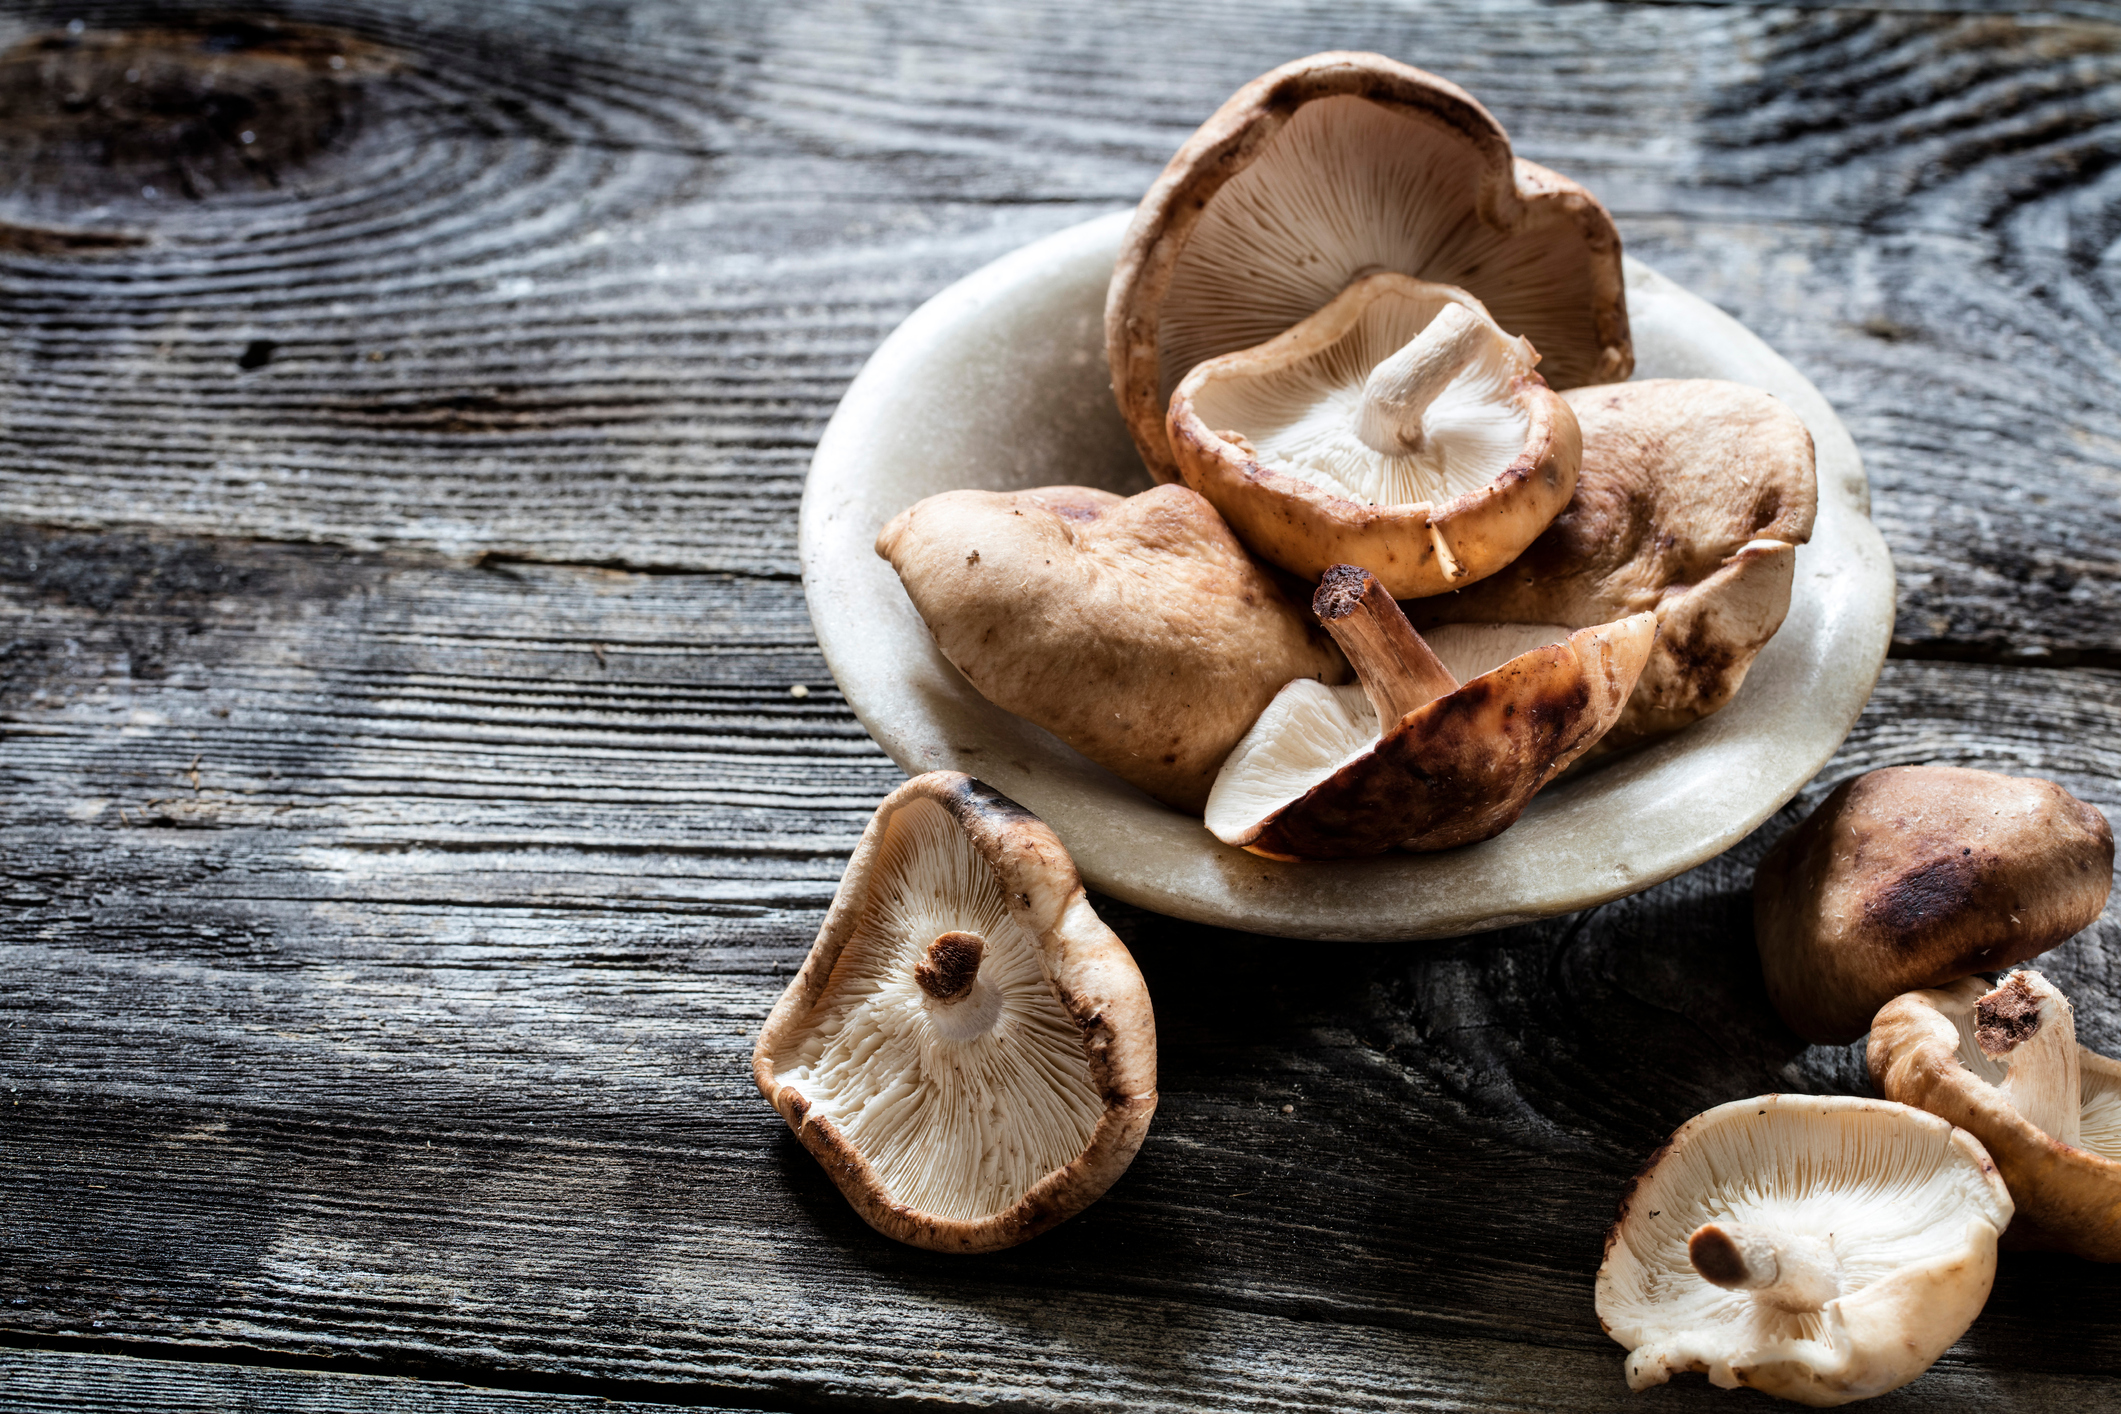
876 483 1346 813
754 771 1157 1252
1597 1094 2013 1406
1754 766 2114 1044
1205 564 1653 858
1410 379 1817 756
1872 970 2121 1261
1166 273 1579 598
1108 50 1630 484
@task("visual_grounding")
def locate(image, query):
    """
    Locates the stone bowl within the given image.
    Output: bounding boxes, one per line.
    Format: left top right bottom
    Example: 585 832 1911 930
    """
800 212 1893 941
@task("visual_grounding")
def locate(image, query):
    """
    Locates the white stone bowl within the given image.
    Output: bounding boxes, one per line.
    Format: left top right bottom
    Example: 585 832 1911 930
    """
801 212 1893 941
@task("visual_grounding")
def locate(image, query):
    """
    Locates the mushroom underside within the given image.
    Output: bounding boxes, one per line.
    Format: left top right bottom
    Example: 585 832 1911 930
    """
768 796 1105 1222
1186 279 1533 508
1158 94 1612 404
1598 1097 2011 1405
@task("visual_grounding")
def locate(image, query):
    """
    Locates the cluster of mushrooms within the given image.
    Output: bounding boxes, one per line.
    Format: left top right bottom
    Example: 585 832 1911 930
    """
1601 764 2117 1404
880 52 1819 857
751 51 2121 1407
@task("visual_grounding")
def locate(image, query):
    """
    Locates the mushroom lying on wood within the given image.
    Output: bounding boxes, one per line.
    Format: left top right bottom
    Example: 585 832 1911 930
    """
1205 564 1653 858
1597 1094 2013 1406
1108 50 1630 484
1754 766 2114 1044
1166 273 1579 598
876 483 1346 813
1872 970 2121 1261
754 771 1157 1252
1410 379 1817 756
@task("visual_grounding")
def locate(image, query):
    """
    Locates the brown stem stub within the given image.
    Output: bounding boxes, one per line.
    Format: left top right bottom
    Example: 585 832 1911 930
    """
1687 1225 1753 1287
1311 564 1459 727
915 930 985 1003
1977 973 2043 1054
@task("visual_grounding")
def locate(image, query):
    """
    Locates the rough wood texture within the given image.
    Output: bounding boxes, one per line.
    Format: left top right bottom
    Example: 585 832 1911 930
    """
4 0 2120 1409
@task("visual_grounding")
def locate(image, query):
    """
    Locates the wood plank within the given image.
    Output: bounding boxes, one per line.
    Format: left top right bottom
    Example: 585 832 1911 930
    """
5 527 2120 1406
0 1 2113 654
0 1348 778 1413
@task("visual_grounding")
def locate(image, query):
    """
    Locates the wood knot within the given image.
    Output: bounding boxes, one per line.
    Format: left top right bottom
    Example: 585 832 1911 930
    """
0 18 390 204
915 931 984 1003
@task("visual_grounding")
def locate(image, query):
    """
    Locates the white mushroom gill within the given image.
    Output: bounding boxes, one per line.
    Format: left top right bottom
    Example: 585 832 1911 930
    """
1189 283 1531 508
1204 622 1573 847
1602 1101 2011 1392
1159 95 1600 402
1205 679 1375 846
771 798 1103 1221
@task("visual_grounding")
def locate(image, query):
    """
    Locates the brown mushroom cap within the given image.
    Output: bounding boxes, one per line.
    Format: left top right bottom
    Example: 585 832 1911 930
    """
1166 273 1580 599
1755 767 2115 1045
875 482 1346 813
1871 974 2121 1261
753 771 1157 1253
1410 378 1818 756
1107 51 1630 484
1206 566 1655 858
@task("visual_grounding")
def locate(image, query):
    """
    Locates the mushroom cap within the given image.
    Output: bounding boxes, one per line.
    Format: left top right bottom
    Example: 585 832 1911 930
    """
1871 977 2121 1261
753 771 1157 1253
1167 273 1581 598
1205 611 1654 858
1410 378 1818 755
1597 1094 2013 1407
1754 766 2115 1044
1107 51 1631 484
875 482 1347 814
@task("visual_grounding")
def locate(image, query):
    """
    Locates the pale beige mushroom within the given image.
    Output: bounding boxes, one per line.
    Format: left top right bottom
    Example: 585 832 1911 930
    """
1597 1094 2013 1406
754 771 1157 1252
1410 379 1817 756
1205 564 1653 858
1754 766 2114 1044
876 483 1346 813
1872 970 2121 1261
1108 51 1630 485
1166 273 1579 598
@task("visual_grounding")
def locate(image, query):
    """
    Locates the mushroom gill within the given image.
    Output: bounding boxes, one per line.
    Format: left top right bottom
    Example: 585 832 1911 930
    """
769 796 1104 1222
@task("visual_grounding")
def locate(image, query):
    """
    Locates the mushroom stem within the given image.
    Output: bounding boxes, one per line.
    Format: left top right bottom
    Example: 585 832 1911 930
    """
1355 303 1493 456
1977 970 2081 1148
1311 564 1459 727
915 930 985 1003
1688 1222 1843 1314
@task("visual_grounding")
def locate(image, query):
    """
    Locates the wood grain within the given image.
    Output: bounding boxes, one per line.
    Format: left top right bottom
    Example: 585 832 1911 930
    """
5 0 2120 1407
0 1348 778 1413
6 527 2121 1407
0 1 2112 653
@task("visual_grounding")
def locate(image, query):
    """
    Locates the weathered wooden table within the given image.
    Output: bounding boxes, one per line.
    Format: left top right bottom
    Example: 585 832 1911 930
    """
5 1 2119 1408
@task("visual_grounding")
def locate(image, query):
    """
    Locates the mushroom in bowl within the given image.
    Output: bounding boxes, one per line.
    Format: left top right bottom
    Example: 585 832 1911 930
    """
754 771 1157 1252
1409 378 1817 757
1206 564 1654 858
1166 273 1579 598
1107 50 1630 485
876 482 1346 814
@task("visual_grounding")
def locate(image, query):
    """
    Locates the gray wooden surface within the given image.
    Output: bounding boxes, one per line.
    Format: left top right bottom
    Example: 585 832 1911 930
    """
4 0 2119 1409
